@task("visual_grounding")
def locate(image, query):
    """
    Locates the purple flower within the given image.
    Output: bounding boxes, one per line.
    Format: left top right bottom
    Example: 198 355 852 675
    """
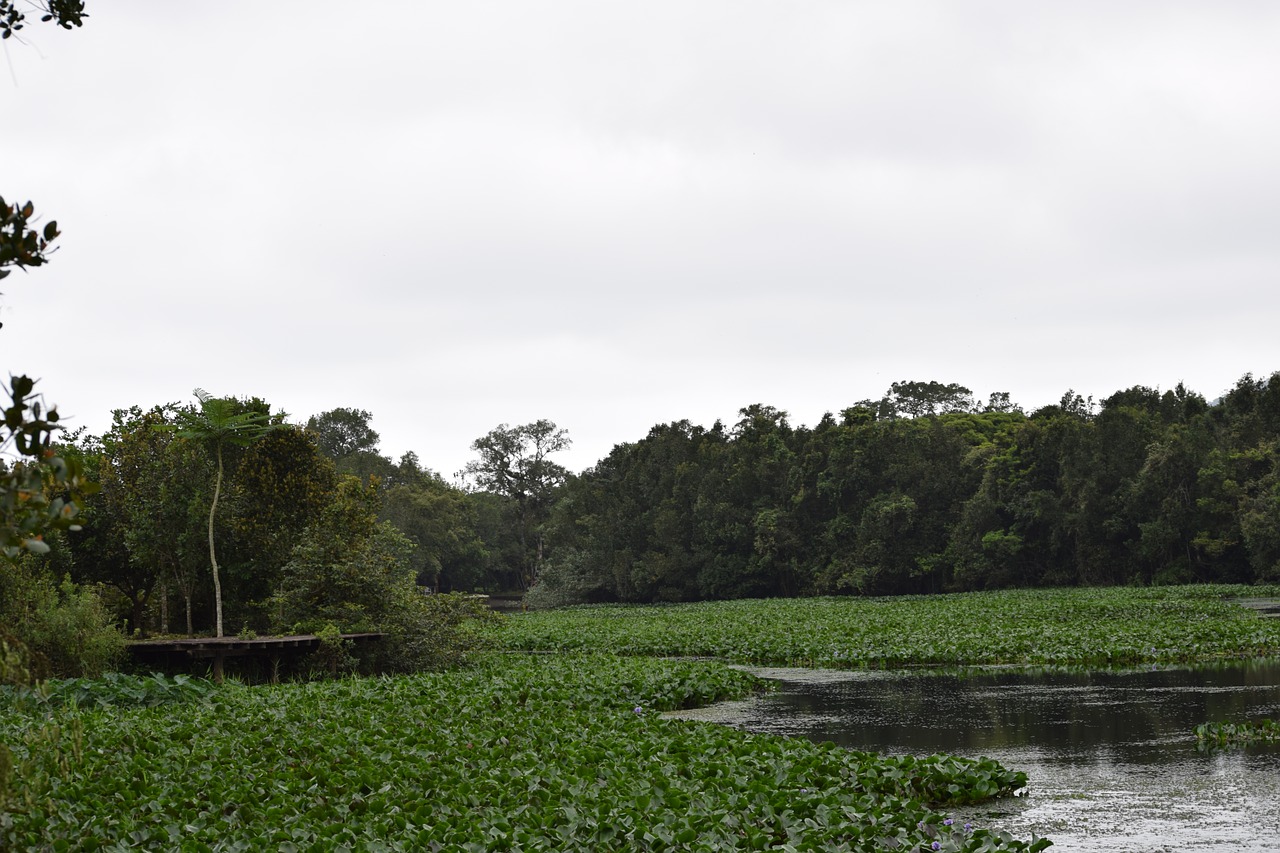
633 706 644 715
943 818 953 826
931 843 941 851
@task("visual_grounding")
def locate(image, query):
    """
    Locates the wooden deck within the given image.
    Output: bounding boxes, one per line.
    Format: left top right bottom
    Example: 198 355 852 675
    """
129 633 385 682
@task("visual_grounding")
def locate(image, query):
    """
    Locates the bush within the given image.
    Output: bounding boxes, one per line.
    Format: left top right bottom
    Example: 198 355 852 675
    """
0 633 32 686
274 520 501 673
373 591 502 672
524 548 614 610
304 623 357 678
273 519 415 634
0 557 124 679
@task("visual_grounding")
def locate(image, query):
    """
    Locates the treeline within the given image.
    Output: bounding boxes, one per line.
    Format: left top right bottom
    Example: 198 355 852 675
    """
531 375 1280 606
57 402 523 636
1 398 509 677
9 371 1280 666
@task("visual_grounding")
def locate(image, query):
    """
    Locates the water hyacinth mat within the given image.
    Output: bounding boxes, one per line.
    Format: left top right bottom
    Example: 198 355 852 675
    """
1 655 1048 851
498 586 1280 669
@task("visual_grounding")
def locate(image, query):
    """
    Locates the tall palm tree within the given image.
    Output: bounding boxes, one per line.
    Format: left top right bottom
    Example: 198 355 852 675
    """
163 389 280 638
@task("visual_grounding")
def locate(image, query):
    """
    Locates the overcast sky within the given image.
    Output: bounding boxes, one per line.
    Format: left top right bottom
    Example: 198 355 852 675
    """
6 1 1280 478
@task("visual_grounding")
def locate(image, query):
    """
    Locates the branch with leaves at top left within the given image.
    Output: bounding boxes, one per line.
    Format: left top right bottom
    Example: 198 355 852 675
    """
1 0 86 40
0 375 98 561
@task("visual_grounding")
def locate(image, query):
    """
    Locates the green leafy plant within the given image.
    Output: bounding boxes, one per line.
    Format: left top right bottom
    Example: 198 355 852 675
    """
498 585 1280 669
0 558 123 679
305 623 356 678
0 375 97 562
1 672 216 711
0 656 1048 851
1194 718 1280 748
375 591 503 673
0 632 31 686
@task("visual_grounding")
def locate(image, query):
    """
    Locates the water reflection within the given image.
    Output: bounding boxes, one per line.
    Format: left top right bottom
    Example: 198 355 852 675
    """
672 660 1280 852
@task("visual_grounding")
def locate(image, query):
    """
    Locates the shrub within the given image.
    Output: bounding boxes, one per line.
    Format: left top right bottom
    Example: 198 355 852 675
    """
304 622 357 678
524 548 614 609
274 519 501 673
0 633 32 686
372 591 502 673
0 557 124 678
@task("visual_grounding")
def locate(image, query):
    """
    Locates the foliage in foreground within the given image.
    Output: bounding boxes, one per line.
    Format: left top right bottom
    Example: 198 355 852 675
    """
1195 718 1280 748
1 656 1047 851
0 672 215 712
500 585 1280 669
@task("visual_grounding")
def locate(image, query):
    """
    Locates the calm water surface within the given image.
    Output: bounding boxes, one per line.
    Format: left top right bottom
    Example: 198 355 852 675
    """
672 660 1280 852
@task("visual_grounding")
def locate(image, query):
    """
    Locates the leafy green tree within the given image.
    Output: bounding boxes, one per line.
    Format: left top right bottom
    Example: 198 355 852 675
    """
463 420 570 589
62 437 147 633
1239 448 1280 582
381 454 487 592
273 476 407 633
160 389 282 638
121 412 212 635
540 419 724 604
305 407 393 482
58 407 216 636
983 391 1022 414
812 412 995 595
273 475 499 672
694 406 799 599
223 424 338 617
888 380 975 418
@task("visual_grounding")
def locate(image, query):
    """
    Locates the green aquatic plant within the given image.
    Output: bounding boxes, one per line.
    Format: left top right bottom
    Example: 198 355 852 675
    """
0 656 1049 851
0 672 216 711
1194 718 1280 748
498 585 1280 670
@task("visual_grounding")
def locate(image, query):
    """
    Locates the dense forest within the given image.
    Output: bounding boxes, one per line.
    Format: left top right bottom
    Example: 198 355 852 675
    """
3 371 1274 656
531 376 1280 606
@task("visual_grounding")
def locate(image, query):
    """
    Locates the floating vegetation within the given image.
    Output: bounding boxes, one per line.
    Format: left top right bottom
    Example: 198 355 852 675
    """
0 655 1049 851
498 586 1280 669
1195 718 1280 748
0 672 217 711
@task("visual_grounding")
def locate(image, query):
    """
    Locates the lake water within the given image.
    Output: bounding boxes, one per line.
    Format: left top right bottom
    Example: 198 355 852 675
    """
670 659 1280 851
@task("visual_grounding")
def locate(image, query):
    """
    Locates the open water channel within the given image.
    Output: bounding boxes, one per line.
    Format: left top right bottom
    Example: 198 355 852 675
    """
671 659 1280 851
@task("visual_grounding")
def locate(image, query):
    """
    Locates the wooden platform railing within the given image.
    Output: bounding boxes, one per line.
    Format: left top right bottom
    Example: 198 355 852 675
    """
129 633 385 682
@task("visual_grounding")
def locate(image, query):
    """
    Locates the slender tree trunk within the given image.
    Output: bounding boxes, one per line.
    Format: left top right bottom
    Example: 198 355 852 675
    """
209 442 225 638
159 579 169 635
131 594 147 639
518 503 531 590
172 565 195 637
